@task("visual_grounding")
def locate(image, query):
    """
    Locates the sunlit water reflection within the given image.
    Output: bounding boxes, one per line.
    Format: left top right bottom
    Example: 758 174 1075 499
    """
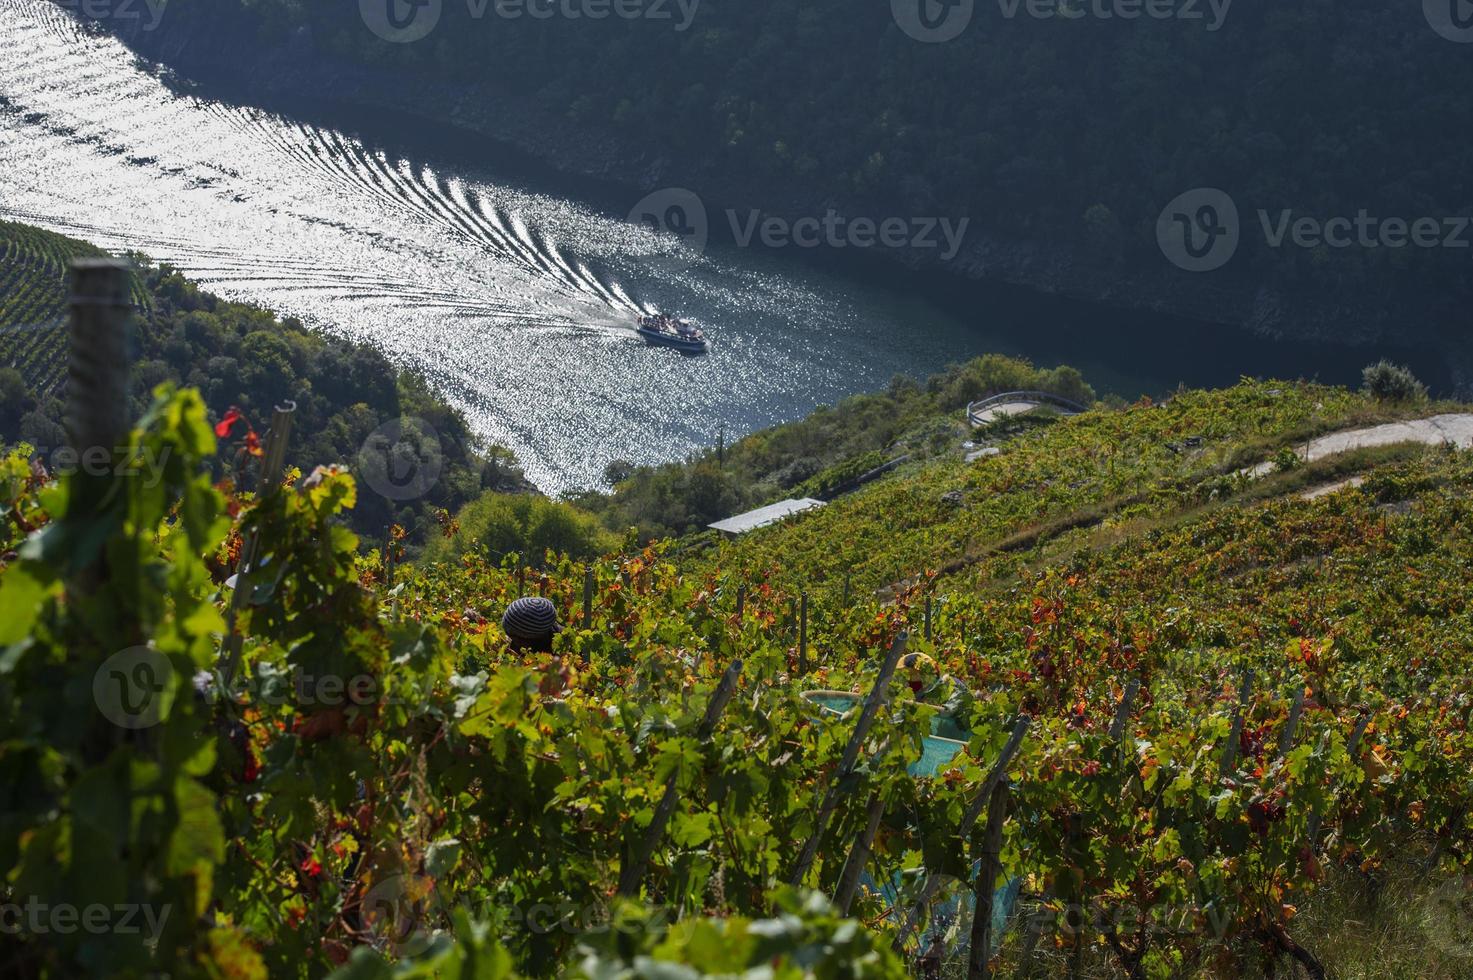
1 1 1439 493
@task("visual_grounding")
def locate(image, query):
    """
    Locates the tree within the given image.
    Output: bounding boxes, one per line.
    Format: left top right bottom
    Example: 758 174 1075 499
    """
426 493 616 565
0 368 31 431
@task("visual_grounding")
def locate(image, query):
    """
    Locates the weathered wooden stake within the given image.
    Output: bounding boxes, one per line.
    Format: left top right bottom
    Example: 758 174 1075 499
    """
1108 679 1141 745
1277 686 1306 758
582 565 595 631
617 659 744 897
833 791 887 913
894 714 1030 952
735 584 746 620
1307 712 1372 853
967 778 1011 980
1220 669 1255 773
956 716 1031 843
382 527 394 589
64 259 132 601
798 592 809 675
790 632 908 886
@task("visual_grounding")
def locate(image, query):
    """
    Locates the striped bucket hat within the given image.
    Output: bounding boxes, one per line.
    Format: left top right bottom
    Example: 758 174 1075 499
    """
501 596 561 642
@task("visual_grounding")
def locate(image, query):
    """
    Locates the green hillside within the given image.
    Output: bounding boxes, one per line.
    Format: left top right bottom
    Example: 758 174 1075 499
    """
0 221 528 544
702 380 1458 598
0 220 146 396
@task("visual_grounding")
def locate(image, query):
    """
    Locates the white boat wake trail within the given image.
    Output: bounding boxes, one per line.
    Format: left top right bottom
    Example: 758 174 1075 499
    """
0 0 980 492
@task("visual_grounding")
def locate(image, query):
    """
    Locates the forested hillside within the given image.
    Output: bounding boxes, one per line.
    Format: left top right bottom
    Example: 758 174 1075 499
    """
0 221 528 542
109 0 1473 357
578 355 1094 540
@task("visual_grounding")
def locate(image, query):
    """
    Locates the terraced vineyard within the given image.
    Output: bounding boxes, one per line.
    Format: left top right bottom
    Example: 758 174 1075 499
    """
3 372 1471 979
0 219 145 396
704 381 1465 602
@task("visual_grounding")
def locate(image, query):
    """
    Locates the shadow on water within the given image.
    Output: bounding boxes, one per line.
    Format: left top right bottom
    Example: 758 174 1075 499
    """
120 43 1454 400
254 95 1454 398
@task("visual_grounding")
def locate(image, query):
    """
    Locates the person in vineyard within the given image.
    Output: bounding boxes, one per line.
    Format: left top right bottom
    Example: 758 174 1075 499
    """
501 595 561 653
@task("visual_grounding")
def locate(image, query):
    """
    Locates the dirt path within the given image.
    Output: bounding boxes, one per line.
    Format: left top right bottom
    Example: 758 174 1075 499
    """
1243 414 1473 479
971 401 1049 424
1300 475 1369 500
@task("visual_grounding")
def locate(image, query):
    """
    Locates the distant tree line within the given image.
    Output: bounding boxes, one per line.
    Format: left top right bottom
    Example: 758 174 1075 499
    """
155 0 1473 348
572 355 1094 541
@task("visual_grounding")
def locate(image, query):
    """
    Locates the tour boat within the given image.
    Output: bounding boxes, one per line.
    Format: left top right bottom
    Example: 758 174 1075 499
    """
636 313 709 354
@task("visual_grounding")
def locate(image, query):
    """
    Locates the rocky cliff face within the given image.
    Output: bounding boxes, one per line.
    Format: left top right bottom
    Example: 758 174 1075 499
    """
103 7 1467 388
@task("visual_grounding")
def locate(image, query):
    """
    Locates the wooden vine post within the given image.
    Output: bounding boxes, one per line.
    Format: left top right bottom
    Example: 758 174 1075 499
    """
382 525 395 590
789 632 909 886
1278 685 1305 758
833 790 887 914
1221 669 1256 773
1307 710 1371 852
64 259 132 603
798 592 809 676
616 659 743 897
967 776 1012 980
893 714 1030 952
581 564 595 631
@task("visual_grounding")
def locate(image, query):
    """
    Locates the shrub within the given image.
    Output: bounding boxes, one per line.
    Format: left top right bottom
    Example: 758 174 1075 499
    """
426 492 617 565
1361 360 1427 403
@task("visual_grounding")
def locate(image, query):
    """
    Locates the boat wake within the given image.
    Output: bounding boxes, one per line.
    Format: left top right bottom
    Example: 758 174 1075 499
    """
0 0 978 493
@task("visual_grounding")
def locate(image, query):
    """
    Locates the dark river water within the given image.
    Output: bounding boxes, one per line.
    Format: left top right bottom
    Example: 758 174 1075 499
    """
0 0 1446 493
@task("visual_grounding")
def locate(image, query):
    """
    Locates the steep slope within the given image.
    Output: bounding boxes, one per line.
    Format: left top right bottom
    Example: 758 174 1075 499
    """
0 219 144 396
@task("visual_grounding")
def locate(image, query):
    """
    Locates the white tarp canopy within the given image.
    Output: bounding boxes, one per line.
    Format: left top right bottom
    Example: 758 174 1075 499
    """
709 498 825 536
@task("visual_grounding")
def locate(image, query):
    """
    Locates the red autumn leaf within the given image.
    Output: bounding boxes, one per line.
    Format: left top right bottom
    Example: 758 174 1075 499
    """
215 406 244 438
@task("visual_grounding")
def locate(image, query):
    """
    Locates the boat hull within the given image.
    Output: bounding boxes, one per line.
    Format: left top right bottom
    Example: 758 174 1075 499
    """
636 326 709 354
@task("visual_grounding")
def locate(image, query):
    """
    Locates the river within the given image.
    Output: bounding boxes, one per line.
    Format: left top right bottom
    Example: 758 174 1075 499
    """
0 0 1445 493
